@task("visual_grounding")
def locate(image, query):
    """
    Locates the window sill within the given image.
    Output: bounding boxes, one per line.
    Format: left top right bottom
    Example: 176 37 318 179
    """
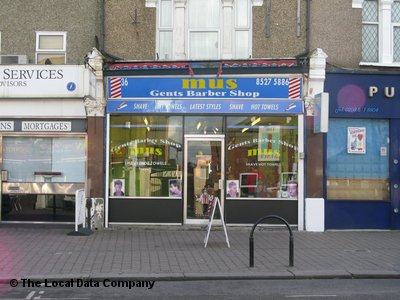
359 62 400 68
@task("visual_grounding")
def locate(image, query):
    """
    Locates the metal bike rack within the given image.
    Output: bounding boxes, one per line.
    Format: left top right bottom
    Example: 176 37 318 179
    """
249 215 294 267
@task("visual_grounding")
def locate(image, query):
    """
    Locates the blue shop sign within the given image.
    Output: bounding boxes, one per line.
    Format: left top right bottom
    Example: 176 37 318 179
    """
107 76 302 100
107 99 303 114
326 73 400 118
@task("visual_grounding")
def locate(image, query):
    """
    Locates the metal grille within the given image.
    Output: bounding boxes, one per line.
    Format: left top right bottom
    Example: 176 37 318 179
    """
362 25 379 62
392 1 400 22
394 27 400 62
362 0 378 22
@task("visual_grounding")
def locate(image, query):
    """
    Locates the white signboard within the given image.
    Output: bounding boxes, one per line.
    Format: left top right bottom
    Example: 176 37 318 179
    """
0 121 14 131
0 65 86 98
21 121 72 132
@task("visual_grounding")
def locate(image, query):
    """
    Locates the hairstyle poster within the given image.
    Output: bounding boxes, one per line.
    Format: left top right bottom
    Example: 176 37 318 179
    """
112 179 125 196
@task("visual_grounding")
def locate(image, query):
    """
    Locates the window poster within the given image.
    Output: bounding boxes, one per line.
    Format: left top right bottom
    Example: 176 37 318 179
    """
258 126 280 161
169 179 182 197
112 179 125 196
347 127 366 154
226 180 240 198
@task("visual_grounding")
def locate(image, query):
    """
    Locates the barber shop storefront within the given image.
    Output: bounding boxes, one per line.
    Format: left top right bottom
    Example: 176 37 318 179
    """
106 62 305 226
0 65 88 222
325 72 400 229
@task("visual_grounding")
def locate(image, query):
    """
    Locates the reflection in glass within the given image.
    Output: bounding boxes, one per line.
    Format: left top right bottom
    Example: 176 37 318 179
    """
186 140 221 219
226 116 298 199
185 116 223 134
109 116 183 197
3 137 85 182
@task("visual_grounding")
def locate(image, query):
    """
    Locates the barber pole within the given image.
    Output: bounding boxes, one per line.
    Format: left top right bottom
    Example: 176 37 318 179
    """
288 78 301 99
110 77 122 98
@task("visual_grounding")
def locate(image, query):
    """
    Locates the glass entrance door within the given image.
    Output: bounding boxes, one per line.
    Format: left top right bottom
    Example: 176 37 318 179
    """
184 136 224 224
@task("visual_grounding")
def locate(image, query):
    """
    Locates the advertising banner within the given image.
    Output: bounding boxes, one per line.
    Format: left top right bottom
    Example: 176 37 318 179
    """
108 76 302 100
107 99 303 114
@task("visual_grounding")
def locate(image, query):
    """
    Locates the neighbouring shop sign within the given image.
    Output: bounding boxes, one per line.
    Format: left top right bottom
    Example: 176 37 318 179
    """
0 65 86 98
326 73 400 118
0 121 14 131
21 121 72 132
107 99 303 114
0 119 86 132
107 76 302 100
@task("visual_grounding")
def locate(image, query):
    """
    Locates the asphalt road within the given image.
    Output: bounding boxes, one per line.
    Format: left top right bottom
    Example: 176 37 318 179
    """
1 279 400 299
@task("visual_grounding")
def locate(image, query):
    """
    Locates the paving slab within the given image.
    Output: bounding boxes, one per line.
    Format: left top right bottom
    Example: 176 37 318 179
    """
0 226 399 281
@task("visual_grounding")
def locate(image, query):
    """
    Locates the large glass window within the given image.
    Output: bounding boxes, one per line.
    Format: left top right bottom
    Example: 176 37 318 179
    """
188 0 220 60
109 116 183 197
226 116 298 199
151 0 257 60
327 119 390 200
2 137 85 183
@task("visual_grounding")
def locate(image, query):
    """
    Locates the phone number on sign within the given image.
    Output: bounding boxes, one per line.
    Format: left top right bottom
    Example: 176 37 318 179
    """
255 78 289 86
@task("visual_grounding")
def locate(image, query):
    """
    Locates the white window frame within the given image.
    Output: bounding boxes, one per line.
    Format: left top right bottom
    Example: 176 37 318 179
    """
186 0 221 60
157 0 174 60
147 0 262 61
391 0 400 61
234 0 252 59
355 0 400 66
35 31 67 64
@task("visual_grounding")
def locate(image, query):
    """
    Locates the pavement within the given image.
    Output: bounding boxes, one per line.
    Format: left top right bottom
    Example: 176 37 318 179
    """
0 224 399 282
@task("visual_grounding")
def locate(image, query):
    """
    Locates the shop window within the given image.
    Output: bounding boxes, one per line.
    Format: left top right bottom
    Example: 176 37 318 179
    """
36 31 66 64
109 116 183 197
2 137 85 182
358 0 400 65
184 116 223 134
226 116 298 199
326 119 390 200
149 0 260 60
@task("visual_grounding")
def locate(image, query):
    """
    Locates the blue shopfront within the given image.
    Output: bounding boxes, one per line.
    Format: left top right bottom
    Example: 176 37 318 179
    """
325 72 400 229
105 71 305 227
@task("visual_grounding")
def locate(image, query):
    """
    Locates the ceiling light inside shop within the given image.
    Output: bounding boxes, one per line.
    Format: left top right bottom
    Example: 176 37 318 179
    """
144 117 149 125
251 117 261 126
242 127 249 133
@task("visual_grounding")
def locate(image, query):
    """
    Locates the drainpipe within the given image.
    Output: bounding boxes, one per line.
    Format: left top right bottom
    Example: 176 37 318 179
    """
295 0 311 60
